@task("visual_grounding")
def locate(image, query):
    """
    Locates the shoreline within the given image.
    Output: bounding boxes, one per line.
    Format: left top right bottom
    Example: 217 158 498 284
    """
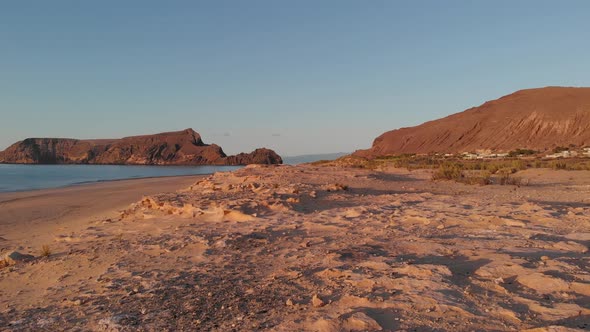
0 164 241 194
0 172 215 195
0 175 205 249
0 162 242 167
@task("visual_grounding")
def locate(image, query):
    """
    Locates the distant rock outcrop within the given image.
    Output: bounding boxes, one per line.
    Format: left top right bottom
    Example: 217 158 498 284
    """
224 148 283 165
355 87 590 158
0 129 282 166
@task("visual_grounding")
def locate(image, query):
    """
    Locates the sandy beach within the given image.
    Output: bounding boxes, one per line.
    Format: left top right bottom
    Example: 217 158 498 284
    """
3 1 590 331
1 164 588 331
0 176 205 253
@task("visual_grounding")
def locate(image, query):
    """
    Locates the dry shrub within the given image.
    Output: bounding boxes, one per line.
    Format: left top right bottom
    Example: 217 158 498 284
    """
551 160 567 170
508 149 537 157
327 152 590 173
432 163 492 185
496 169 528 186
432 162 527 186
40 245 51 257
432 162 463 181
462 171 492 185
511 160 528 171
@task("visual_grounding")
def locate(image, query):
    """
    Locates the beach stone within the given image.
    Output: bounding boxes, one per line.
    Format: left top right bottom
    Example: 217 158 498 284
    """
343 312 382 331
311 294 325 307
2 251 35 266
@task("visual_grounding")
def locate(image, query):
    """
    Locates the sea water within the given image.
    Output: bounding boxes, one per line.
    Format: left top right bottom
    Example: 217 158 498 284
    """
0 164 240 193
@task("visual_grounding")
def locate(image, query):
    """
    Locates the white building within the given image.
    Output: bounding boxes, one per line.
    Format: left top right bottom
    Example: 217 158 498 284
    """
545 150 578 159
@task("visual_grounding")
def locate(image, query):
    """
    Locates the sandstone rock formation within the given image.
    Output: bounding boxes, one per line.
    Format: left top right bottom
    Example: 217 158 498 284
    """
0 129 282 165
355 87 590 158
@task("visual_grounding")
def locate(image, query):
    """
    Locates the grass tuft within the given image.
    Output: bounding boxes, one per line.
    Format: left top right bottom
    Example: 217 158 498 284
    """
40 244 52 257
432 162 463 181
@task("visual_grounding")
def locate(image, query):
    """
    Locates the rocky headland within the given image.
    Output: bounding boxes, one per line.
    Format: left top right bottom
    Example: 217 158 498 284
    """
0 128 282 166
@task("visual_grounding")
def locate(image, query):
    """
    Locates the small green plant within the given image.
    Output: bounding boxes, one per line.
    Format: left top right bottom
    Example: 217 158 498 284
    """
553 146 569 154
40 245 51 257
507 149 537 157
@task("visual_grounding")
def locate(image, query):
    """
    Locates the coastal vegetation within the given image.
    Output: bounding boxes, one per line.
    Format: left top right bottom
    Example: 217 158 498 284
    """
325 153 590 171
317 152 590 186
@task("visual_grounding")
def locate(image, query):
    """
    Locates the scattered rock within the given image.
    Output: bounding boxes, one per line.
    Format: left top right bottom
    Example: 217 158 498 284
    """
343 312 382 331
312 294 325 307
1 251 35 266
324 183 349 192
522 326 584 332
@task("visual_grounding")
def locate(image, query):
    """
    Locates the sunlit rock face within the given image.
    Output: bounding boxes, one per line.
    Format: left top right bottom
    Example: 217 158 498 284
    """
0 128 282 165
355 87 590 158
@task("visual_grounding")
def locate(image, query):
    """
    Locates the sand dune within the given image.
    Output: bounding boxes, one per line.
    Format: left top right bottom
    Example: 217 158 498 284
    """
1 165 589 331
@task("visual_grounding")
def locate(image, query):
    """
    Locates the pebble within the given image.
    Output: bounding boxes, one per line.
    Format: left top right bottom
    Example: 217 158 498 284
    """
311 294 325 307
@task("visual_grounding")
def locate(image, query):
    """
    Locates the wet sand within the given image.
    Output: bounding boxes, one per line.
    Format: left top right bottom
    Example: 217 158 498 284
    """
0 176 205 249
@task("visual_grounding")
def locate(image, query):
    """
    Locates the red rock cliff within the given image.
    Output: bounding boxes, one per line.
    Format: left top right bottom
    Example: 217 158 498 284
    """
0 129 282 166
355 87 590 158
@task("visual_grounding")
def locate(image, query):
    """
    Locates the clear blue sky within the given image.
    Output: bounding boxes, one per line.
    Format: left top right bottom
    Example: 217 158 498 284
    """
1 1 589 156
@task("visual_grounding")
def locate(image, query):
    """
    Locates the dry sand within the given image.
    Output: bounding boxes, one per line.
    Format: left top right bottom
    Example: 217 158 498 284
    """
0 165 589 331
0 176 204 258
